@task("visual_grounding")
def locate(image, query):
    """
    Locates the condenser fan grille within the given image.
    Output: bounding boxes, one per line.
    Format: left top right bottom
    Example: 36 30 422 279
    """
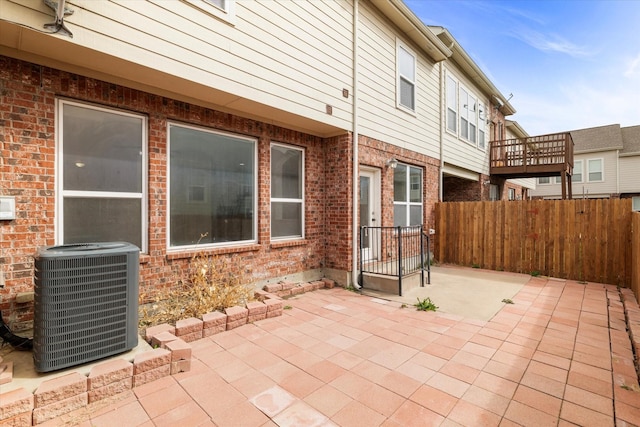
33 242 139 372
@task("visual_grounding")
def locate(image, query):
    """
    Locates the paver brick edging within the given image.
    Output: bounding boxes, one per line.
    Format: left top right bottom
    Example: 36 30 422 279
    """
0 280 334 426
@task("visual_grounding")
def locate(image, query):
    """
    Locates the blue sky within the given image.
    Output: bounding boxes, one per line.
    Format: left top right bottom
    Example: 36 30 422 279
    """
406 0 640 136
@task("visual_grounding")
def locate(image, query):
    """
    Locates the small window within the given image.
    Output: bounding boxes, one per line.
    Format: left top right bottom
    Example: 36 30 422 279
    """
446 75 457 133
489 184 500 201
182 0 236 24
468 95 477 144
271 143 304 240
572 160 583 183
478 103 486 149
538 177 550 185
393 163 422 226
588 158 603 182
508 188 516 201
459 88 469 140
397 42 416 111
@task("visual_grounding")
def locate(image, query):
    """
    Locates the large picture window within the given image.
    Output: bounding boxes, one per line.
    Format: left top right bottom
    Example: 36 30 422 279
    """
271 143 304 240
57 100 146 251
168 123 256 249
393 163 423 227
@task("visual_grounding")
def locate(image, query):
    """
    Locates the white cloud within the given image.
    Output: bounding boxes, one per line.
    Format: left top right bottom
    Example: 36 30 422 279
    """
511 29 593 58
624 53 640 77
514 77 640 135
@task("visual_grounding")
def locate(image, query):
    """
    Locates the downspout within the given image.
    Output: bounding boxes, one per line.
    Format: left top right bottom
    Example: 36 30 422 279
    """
616 149 620 195
438 63 444 202
351 0 360 288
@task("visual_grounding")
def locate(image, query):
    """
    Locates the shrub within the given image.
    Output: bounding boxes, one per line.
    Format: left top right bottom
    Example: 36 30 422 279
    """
139 250 253 328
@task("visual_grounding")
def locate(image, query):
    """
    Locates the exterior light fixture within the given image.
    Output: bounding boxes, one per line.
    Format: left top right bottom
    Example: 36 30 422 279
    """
386 158 398 169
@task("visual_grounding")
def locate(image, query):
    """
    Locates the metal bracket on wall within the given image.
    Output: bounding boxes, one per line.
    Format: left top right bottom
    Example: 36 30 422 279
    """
43 0 74 38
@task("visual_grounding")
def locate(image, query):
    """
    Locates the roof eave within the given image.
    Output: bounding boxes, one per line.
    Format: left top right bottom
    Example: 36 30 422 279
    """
430 27 516 116
371 0 452 62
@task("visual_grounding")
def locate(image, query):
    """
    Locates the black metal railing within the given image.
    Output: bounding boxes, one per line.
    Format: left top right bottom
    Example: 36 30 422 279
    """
359 225 431 296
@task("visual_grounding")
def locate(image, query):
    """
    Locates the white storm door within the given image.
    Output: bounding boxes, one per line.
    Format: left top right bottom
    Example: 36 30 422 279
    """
359 168 381 262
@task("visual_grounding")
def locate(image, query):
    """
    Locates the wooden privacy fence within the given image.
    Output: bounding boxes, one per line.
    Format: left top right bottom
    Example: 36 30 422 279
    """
633 212 640 297
435 199 634 287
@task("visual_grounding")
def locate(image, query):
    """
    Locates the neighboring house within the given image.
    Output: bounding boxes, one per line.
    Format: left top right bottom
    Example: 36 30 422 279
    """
529 124 640 200
0 0 524 330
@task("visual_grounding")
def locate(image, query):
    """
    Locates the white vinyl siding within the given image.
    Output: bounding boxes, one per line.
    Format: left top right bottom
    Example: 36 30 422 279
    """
620 156 640 193
356 1 441 160
441 68 489 175
530 152 618 198
5 0 354 134
183 0 236 24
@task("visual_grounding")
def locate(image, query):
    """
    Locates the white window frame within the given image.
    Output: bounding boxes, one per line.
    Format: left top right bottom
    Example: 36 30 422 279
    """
538 177 551 185
459 87 470 141
446 74 458 134
393 163 423 227
587 158 603 182
167 122 257 251
182 0 236 25
508 188 516 201
478 103 486 150
56 99 148 252
396 40 417 113
572 160 583 183
270 142 305 241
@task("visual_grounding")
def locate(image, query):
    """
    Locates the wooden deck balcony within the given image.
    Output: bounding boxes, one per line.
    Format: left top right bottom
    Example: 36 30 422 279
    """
490 132 574 199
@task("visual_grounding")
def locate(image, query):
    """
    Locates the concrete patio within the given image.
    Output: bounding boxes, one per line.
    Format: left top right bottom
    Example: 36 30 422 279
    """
12 272 640 426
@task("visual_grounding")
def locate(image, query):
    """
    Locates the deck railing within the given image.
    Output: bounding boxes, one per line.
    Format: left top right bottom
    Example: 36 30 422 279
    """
490 132 573 177
358 225 431 296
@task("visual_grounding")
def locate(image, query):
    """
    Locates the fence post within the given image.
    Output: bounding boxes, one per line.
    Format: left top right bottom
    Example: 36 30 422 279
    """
397 226 403 296
359 226 364 288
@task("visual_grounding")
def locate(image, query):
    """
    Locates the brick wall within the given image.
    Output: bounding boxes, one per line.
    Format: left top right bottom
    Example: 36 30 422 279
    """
358 136 440 231
0 56 347 328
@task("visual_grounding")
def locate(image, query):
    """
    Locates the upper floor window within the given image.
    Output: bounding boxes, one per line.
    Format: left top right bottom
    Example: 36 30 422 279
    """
446 75 457 133
572 160 583 182
538 177 550 185
57 99 147 251
468 95 477 144
183 0 236 24
393 163 422 226
588 158 603 182
168 123 256 249
397 42 416 112
459 88 469 140
271 143 304 240
478 103 486 149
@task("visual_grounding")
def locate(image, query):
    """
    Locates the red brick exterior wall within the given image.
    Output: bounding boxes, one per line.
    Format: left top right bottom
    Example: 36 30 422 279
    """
358 136 440 231
0 56 353 329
